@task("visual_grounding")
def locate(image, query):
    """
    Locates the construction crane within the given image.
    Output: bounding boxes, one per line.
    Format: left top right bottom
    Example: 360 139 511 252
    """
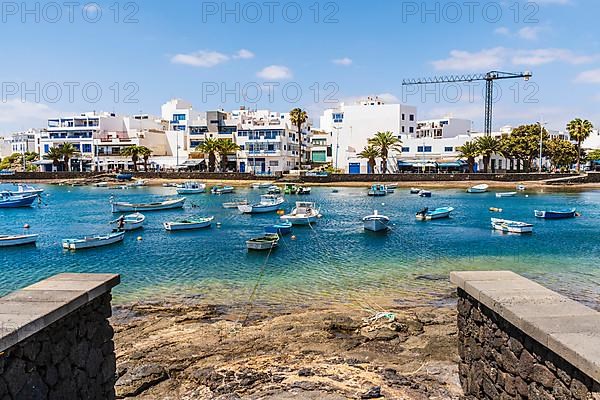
402 71 532 136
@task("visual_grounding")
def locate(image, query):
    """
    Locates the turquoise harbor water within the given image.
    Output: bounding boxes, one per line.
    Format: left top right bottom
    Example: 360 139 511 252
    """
1 183 600 307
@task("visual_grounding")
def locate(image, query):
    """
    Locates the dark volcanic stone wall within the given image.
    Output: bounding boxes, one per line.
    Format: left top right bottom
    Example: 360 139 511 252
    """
0 293 116 400
457 288 600 399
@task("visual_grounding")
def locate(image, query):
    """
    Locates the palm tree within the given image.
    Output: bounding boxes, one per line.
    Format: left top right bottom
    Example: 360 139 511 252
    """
289 108 308 169
475 136 501 173
358 145 379 173
457 141 480 173
196 138 220 172
368 131 402 174
138 146 153 171
121 145 144 171
60 143 78 172
44 147 64 171
566 118 594 172
216 139 241 172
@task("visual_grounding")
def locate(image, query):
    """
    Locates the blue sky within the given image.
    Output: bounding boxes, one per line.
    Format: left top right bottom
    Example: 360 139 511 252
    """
0 0 599 133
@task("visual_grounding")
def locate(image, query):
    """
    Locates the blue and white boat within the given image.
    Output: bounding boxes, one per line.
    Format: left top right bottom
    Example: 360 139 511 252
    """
491 218 533 234
415 207 455 221
10 184 44 196
62 231 125 250
0 234 39 247
534 208 577 219
467 184 489 193
264 221 293 235
280 202 321 225
211 185 234 195
238 195 285 214
496 192 517 198
363 210 390 232
0 192 38 208
368 184 387 197
418 190 432 198
176 182 206 195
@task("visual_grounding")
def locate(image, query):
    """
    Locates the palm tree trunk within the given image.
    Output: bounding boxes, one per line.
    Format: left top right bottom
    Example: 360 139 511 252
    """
577 139 582 172
297 125 302 169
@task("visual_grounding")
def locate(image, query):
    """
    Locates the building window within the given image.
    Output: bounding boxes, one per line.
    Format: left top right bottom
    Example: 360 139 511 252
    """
312 150 327 163
82 144 92 153
332 113 344 123
402 147 410 152
417 146 432 153
444 147 453 152
401 126 405 133
172 114 186 122
43 144 50 153
269 161 279 167
409 127 414 133
402 114 405 120
409 114 415 121
424 146 432 152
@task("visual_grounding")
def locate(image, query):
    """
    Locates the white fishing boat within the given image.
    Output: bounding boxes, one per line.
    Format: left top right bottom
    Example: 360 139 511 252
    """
415 207 455 221
176 181 206 195
127 179 147 187
111 197 186 213
0 234 38 247
251 182 273 189
363 210 390 232
211 185 234 195
94 182 109 188
12 184 44 195
387 183 399 189
491 218 533 234
368 184 388 197
467 184 489 193
62 231 125 250
410 188 421 194
496 192 517 198
223 200 249 209
267 186 282 195
246 233 279 251
238 195 285 214
163 217 214 231
110 213 145 231
280 202 321 225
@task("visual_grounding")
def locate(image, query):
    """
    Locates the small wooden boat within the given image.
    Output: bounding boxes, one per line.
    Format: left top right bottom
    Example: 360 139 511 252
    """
418 190 432 198
416 207 455 221
251 182 273 189
177 182 206 195
111 197 186 213
496 192 517 198
211 185 234 195
491 218 533 234
280 202 321 225
534 208 577 219
223 200 248 209
0 193 38 208
284 184 298 195
163 217 214 231
410 188 421 194
62 231 125 250
467 184 489 193
238 195 284 214
368 184 387 197
297 186 311 195
264 221 292 236
246 234 279 251
363 210 390 232
0 234 38 247
111 213 145 231
116 173 133 181
267 186 282 195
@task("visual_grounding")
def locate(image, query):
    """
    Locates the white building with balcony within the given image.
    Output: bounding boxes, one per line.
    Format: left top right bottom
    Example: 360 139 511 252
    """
319 96 417 173
1 129 37 158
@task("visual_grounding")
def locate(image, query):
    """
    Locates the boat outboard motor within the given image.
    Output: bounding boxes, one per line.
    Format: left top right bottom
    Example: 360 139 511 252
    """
417 207 428 216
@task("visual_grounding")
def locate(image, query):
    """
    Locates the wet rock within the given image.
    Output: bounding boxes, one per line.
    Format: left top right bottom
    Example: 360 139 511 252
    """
115 364 168 397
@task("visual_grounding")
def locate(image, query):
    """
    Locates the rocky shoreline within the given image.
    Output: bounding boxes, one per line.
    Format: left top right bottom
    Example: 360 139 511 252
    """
111 298 462 399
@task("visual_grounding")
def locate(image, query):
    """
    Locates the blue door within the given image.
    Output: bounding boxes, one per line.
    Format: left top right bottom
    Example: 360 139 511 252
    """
240 162 246 173
349 163 361 174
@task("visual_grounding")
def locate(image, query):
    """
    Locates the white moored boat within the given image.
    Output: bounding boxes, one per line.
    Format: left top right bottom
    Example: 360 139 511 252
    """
491 218 533 234
238 195 285 214
111 213 145 231
211 185 234 195
62 231 125 250
280 202 321 225
251 182 273 189
363 210 390 232
111 197 186 213
368 184 388 197
246 234 279 251
176 182 206 195
415 207 455 221
12 184 44 196
0 234 39 247
163 217 214 231
467 184 489 193
496 192 517 198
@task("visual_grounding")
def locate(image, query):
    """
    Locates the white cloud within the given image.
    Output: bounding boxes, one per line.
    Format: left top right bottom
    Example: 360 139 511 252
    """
171 51 230 68
256 65 293 80
0 101 63 134
517 27 543 41
432 47 598 71
332 57 353 66
494 27 510 36
574 69 600 84
171 49 255 67
233 49 255 60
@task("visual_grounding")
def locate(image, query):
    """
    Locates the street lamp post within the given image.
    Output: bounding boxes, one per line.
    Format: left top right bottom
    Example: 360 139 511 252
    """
538 120 546 173
333 125 342 170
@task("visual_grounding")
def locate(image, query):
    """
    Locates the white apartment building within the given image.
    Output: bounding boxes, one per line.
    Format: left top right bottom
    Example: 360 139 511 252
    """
319 96 417 173
309 130 333 167
1 129 37 158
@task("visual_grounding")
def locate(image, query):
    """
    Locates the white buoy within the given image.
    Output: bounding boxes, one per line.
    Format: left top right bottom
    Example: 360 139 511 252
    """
23 224 30 229
291 235 297 241
137 236 142 241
